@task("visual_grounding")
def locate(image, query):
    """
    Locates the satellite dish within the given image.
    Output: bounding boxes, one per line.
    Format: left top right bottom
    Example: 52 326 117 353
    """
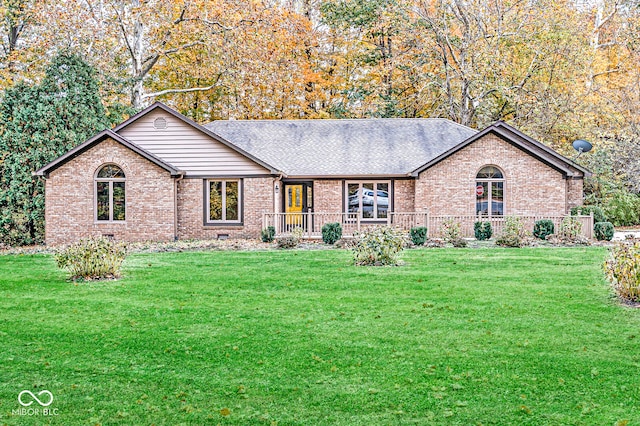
572 139 592 153
572 139 592 160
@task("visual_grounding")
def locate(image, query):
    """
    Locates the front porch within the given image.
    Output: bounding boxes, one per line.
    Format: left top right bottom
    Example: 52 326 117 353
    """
263 212 595 240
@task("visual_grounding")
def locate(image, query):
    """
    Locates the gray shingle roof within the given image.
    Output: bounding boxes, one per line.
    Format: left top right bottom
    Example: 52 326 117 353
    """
205 118 477 176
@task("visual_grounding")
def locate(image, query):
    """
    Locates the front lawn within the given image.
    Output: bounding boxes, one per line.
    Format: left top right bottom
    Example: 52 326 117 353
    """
0 248 638 425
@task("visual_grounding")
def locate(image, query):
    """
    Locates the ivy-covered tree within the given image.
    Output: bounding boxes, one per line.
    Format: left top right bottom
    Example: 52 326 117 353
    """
0 52 112 245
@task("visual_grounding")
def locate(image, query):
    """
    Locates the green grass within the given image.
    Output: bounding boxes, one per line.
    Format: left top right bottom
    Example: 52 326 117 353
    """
0 248 639 425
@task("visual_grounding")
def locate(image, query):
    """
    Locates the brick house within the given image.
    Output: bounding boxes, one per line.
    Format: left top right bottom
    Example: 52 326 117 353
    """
35 103 590 245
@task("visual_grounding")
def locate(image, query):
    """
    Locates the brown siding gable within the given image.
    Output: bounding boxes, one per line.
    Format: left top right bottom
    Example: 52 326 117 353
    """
113 102 280 175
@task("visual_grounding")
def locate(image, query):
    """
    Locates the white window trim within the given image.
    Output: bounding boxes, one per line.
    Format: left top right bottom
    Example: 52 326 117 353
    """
345 180 391 221
206 179 242 224
94 165 126 223
476 166 505 217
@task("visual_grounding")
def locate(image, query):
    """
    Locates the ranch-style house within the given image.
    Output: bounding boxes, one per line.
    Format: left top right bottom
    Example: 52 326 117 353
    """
35 102 591 246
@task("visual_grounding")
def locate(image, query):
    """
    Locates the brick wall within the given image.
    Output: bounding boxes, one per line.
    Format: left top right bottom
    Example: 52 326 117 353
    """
566 178 584 211
177 177 274 240
312 180 343 213
393 180 415 212
415 133 572 216
45 138 176 246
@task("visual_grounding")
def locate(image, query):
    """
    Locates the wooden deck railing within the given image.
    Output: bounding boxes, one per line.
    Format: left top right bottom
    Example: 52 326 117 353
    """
427 215 594 239
263 212 594 240
263 212 429 239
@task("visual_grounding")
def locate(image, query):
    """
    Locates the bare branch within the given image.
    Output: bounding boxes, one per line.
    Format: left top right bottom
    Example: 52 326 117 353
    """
109 2 135 61
143 73 225 100
143 84 218 99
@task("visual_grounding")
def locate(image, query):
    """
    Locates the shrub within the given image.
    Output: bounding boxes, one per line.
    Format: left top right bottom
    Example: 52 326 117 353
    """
558 215 583 242
473 221 492 241
602 190 640 226
409 226 428 246
321 222 343 245
533 219 555 240
440 218 467 248
55 236 128 280
276 227 303 249
276 236 299 249
604 242 640 302
352 226 407 266
261 226 275 243
570 205 607 224
594 221 615 241
496 216 529 247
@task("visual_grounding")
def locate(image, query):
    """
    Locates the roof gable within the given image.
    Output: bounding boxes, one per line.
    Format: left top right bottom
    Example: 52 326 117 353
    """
114 103 278 175
34 130 183 178
411 121 591 177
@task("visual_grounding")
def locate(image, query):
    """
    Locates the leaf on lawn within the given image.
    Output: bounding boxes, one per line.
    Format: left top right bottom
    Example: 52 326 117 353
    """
220 407 231 416
519 405 531 414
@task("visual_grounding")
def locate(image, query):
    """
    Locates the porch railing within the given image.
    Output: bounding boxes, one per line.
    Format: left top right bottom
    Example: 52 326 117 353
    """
263 212 428 239
263 212 594 240
427 215 594 240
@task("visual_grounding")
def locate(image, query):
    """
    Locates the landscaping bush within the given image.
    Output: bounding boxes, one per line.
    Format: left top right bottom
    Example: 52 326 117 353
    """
594 221 615 241
533 219 555 240
276 228 303 249
55 236 128 280
604 242 640 302
261 226 275 243
570 205 607 224
473 221 492 241
496 216 528 247
321 222 343 245
558 215 583 242
602 190 640 226
276 237 299 249
353 226 407 266
409 226 428 246
440 218 467 247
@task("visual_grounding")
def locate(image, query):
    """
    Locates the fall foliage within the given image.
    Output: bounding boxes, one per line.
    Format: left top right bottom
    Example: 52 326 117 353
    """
1 0 640 237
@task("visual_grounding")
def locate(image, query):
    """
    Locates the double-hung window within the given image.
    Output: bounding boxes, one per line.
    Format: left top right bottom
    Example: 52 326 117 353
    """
207 179 241 223
346 181 390 219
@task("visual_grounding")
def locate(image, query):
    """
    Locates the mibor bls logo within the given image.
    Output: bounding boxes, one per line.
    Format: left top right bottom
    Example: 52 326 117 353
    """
12 390 59 416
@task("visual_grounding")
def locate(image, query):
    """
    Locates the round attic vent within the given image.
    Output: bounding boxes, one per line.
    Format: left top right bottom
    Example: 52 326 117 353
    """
153 117 168 129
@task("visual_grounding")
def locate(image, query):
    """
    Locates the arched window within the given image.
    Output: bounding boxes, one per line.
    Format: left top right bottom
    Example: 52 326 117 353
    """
476 166 504 217
95 164 126 221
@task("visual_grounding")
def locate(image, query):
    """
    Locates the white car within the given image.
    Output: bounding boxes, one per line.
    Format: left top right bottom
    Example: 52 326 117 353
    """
349 189 389 206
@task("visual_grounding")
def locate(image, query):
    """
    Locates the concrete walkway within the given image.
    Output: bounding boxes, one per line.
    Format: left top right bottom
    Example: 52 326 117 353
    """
613 230 640 241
